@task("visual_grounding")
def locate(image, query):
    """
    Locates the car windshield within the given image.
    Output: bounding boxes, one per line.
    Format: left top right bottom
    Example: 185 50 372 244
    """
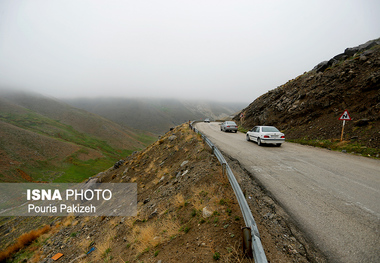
262 127 280 132
226 121 236 125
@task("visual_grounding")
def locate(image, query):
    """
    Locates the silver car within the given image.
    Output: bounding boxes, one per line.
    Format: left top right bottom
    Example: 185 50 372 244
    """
220 121 238 133
246 126 285 146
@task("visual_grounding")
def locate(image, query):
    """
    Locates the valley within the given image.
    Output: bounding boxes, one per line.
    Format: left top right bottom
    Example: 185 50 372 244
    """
0 90 156 183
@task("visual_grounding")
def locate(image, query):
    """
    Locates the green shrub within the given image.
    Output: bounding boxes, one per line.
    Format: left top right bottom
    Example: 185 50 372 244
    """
213 252 221 260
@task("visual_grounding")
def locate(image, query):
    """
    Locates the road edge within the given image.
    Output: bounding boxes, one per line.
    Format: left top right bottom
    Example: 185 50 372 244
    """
221 150 328 263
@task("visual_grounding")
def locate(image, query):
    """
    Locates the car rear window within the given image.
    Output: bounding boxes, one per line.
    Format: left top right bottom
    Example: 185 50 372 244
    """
262 127 280 132
226 121 236 125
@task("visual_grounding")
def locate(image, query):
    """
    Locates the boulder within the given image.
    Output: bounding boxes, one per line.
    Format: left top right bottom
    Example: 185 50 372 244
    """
168 135 177 141
312 61 331 73
344 39 380 57
202 207 213 218
113 159 124 169
149 209 158 219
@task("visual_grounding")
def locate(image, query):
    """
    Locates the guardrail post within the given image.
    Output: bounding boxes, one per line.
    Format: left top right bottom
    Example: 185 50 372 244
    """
242 227 253 258
222 163 226 177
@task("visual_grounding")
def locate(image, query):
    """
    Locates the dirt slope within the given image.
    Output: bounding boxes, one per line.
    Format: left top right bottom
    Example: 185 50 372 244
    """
234 38 380 155
1 124 326 262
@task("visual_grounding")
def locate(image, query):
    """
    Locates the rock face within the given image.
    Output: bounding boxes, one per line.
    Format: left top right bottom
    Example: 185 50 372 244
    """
313 39 380 73
234 38 380 149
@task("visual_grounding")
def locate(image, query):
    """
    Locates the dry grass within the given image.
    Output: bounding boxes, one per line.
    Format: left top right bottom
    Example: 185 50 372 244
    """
136 206 150 222
94 241 111 261
185 133 195 142
216 169 231 186
108 217 120 228
123 217 135 229
80 216 91 227
62 215 75 227
152 177 160 185
159 215 181 239
29 250 43 263
78 238 93 254
127 215 180 256
221 241 254 263
0 225 51 261
93 228 115 262
136 152 145 161
151 167 169 185
144 158 157 173
191 184 221 210
158 167 169 177
336 140 350 147
173 193 186 208
132 225 160 254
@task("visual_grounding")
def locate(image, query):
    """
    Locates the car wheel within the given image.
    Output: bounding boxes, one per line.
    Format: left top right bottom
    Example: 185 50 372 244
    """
246 135 250 141
234 130 237 133
276 143 282 147
257 138 262 146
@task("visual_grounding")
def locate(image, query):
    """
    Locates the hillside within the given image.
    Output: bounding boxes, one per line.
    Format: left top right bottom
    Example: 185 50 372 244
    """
0 124 325 262
234 38 380 157
0 89 156 182
64 98 245 134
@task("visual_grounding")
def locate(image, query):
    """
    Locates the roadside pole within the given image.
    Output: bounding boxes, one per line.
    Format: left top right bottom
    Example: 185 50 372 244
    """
340 120 346 142
240 112 244 127
339 110 351 141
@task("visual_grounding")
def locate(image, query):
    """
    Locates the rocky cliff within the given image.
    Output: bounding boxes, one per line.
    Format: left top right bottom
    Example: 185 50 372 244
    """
235 38 380 152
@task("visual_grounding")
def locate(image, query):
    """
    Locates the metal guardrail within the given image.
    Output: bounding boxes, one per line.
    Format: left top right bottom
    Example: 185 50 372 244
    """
190 121 268 263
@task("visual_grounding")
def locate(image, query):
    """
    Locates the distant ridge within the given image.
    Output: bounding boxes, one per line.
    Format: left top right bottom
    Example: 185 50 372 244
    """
64 97 246 134
0 89 155 182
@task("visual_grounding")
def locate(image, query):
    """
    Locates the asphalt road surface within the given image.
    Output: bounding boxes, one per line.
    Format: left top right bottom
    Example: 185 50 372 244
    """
195 122 380 263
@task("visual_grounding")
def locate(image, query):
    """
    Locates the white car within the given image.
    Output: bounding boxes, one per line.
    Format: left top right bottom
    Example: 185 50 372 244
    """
246 126 285 146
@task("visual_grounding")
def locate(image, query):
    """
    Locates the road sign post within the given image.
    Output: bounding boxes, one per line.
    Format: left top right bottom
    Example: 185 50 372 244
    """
240 112 244 127
340 120 346 142
339 110 351 141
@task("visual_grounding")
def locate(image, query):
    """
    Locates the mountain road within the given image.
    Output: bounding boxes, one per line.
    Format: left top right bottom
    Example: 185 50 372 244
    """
195 122 380 263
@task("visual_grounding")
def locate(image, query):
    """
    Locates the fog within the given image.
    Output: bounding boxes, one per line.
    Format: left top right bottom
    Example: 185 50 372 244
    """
1 0 379 103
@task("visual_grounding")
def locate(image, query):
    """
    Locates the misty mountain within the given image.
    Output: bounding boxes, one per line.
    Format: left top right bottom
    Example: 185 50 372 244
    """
63 98 245 134
0 89 155 182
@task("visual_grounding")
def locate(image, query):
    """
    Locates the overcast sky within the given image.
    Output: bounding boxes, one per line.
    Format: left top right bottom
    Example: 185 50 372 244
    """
0 0 379 103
